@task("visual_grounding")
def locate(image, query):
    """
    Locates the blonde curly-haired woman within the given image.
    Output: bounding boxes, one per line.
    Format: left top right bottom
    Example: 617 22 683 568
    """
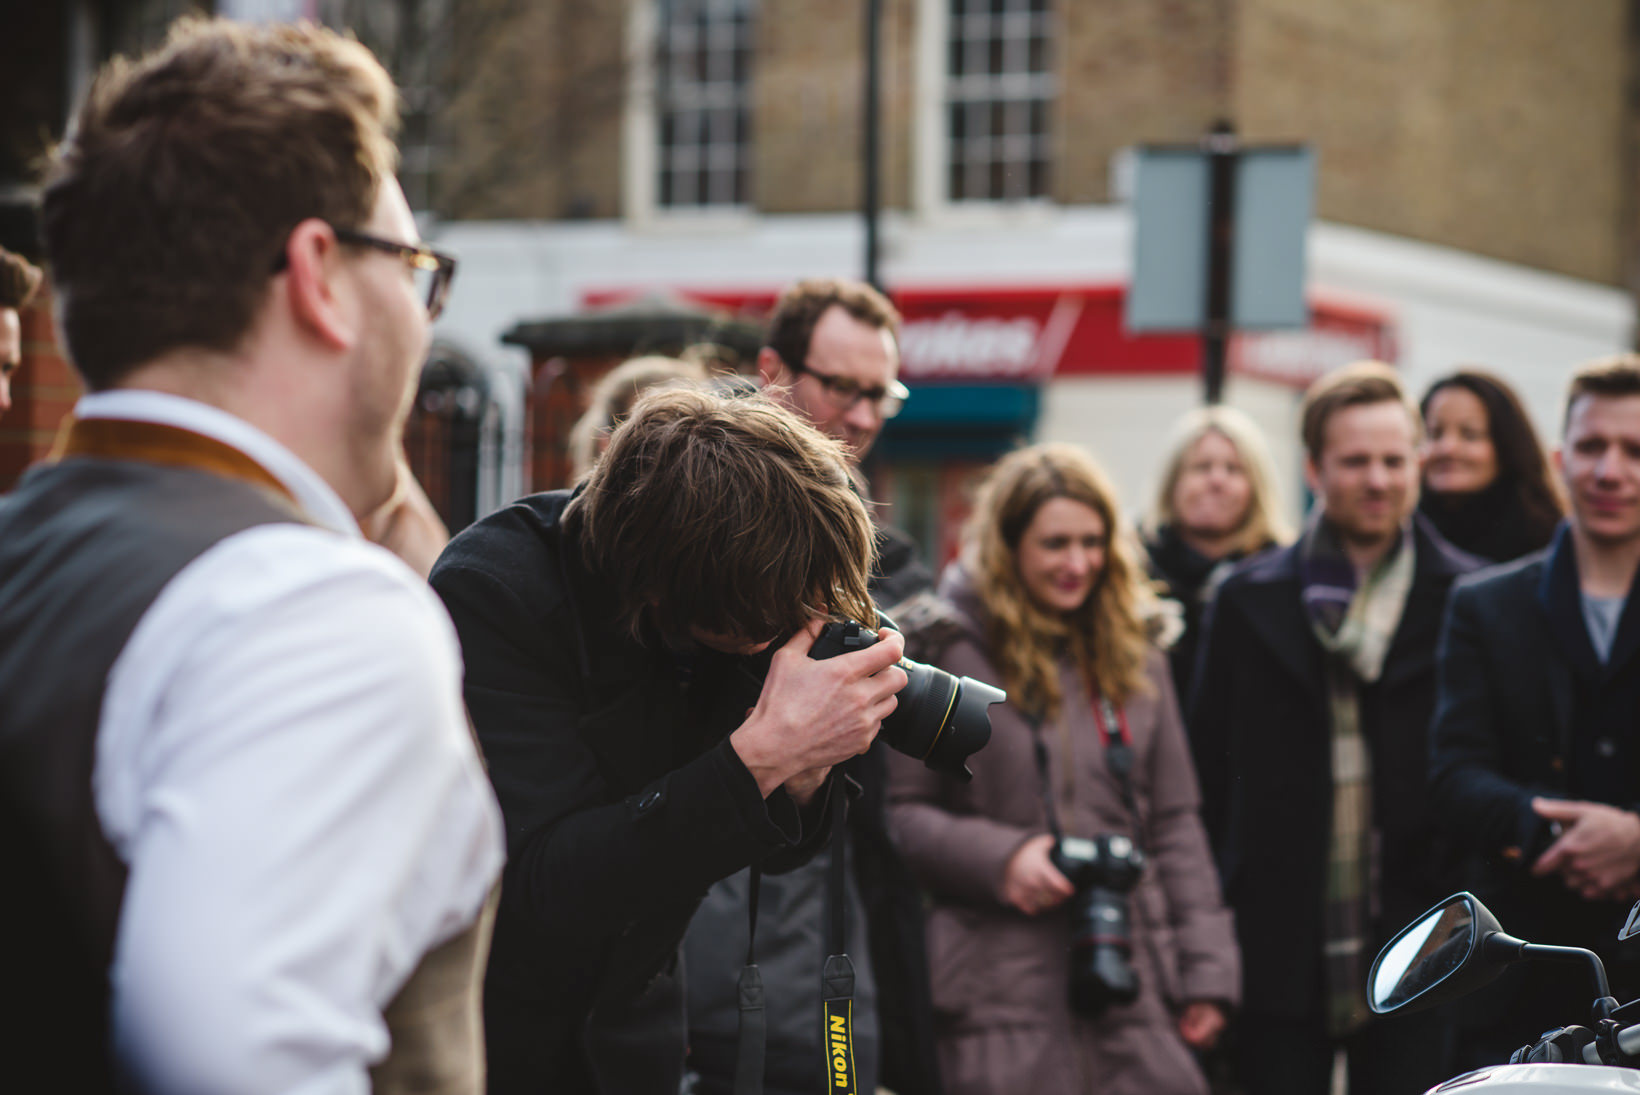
888 443 1238 1095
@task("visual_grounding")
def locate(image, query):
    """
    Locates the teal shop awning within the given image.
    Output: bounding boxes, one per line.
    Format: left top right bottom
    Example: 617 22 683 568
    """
875 383 1039 460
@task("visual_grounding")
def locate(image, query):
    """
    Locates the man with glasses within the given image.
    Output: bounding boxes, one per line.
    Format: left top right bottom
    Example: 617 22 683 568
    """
756 277 909 461
755 277 930 606
682 279 942 1095
0 17 502 1093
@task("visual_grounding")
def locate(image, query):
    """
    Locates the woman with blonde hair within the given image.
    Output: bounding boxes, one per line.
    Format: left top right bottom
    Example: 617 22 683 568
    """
1144 404 1291 705
567 354 708 480
888 443 1238 1095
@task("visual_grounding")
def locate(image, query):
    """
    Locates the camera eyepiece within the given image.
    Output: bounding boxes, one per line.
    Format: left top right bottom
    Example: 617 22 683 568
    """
808 618 1002 781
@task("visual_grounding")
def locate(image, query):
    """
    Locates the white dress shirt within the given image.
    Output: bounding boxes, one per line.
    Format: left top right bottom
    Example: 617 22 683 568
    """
81 391 505 1095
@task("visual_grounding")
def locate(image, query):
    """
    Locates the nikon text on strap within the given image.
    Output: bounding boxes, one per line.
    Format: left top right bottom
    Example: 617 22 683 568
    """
732 790 859 1095
820 794 857 1095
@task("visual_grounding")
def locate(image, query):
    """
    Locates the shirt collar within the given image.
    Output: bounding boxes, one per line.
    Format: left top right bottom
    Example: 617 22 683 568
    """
74 390 360 537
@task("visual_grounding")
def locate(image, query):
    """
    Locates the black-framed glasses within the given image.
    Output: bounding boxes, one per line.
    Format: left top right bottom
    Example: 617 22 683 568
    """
332 228 458 320
787 359 910 420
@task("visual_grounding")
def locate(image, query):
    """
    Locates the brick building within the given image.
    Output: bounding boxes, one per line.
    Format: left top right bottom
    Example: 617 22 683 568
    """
427 0 1639 554
4 1 1639 542
438 0 1636 287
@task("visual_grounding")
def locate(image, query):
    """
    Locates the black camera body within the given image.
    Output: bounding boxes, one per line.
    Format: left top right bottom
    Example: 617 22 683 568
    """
1051 833 1147 1015
807 619 1003 781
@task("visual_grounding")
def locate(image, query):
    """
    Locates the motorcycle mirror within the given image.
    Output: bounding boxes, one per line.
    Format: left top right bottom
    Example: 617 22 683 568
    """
1620 901 1640 942
1369 892 1512 1016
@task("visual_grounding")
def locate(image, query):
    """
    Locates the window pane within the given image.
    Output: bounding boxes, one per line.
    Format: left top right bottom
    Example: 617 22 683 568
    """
657 0 755 208
1029 32 1048 74
1029 157 1049 198
943 0 1054 203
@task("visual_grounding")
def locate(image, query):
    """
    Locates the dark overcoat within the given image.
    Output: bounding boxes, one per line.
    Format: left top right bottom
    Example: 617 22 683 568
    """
1429 524 1640 1046
430 490 830 1095
1187 517 1478 1019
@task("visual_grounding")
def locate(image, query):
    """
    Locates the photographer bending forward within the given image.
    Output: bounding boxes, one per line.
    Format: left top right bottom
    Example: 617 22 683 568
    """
430 389 906 1094
888 445 1238 1095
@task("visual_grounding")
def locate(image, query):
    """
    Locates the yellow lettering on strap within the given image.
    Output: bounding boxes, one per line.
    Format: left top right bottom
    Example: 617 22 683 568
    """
822 1001 857 1094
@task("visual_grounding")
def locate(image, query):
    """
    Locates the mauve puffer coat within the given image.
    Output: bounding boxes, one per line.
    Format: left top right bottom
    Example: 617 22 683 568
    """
887 566 1239 1095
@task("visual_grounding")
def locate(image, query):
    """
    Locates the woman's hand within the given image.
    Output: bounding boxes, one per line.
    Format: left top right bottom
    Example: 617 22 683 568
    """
1000 833 1075 915
1177 1000 1227 1049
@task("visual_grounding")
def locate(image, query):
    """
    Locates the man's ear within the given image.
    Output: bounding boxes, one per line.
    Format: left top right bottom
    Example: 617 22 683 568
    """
278 218 356 352
1303 452 1322 495
1552 445 1565 477
756 347 790 388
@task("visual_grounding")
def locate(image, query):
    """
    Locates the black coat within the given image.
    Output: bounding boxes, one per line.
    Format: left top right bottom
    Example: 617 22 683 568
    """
1418 480 1560 565
1144 525 1274 709
430 491 832 1095
1187 517 1479 1019
683 520 942 1095
1429 524 1640 1006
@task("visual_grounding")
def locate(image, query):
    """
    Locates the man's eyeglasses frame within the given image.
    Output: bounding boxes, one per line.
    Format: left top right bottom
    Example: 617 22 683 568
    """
785 357 910 420
331 228 457 320
271 225 457 321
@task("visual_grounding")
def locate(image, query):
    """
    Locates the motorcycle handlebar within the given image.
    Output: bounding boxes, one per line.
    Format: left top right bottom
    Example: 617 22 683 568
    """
1580 1024 1640 1063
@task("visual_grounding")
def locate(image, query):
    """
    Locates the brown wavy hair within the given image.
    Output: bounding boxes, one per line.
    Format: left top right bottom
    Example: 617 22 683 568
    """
567 386 878 642
964 443 1159 721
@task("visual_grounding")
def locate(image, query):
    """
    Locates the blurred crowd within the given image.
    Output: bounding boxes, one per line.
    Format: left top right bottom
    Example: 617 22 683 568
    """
558 296 1640 1095
7 16 1640 1095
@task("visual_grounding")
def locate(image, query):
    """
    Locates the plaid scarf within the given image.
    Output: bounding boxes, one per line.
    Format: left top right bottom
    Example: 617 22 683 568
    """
1299 512 1415 1037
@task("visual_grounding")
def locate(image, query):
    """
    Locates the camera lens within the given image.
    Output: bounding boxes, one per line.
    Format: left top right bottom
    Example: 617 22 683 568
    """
880 661 1003 781
808 619 1003 782
1066 887 1141 1014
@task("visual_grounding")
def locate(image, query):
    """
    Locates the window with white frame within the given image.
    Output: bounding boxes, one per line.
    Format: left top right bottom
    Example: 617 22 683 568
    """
946 0 1053 203
655 0 754 209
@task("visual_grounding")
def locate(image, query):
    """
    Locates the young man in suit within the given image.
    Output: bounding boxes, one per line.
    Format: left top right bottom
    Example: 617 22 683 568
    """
1432 354 1640 1066
1190 361 1479 1095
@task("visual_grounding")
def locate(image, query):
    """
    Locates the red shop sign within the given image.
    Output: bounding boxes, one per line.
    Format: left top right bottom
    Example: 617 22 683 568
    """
582 284 1396 387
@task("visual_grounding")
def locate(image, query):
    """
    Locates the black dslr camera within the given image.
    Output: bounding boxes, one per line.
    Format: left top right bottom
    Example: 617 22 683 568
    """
807 619 1003 781
1051 833 1147 1014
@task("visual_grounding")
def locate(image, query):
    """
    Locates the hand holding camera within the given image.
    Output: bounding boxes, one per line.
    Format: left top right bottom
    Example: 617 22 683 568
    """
1001 834 1075 916
730 619 908 800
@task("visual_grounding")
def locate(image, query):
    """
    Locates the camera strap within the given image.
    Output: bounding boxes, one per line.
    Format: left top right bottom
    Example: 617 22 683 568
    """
734 867 765 1095
821 792 859 1095
732 792 858 1095
1028 696 1142 841
1090 695 1141 824
1030 729 1068 849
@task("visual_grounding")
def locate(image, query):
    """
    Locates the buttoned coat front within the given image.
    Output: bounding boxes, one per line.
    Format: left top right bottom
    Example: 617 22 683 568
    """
1186 518 1477 1021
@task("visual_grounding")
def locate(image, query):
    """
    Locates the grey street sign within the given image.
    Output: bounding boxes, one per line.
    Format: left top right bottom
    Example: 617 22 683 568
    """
1127 145 1314 332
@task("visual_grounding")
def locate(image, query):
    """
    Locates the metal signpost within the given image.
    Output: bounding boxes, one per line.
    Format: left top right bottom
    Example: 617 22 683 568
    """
1127 124 1315 404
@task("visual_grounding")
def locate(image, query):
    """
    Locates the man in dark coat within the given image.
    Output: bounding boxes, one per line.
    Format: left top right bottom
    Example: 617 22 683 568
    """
1431 355 1640 1067
684 276 940 1095
1190 363 1479 1095
430 388 908 1094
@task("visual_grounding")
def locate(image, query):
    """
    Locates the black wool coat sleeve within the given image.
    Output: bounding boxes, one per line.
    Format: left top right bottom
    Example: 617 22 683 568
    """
1427 559 1561 862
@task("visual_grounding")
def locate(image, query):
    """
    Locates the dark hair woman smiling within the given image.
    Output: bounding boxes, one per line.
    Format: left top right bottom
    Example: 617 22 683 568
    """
1418 369 1564 563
